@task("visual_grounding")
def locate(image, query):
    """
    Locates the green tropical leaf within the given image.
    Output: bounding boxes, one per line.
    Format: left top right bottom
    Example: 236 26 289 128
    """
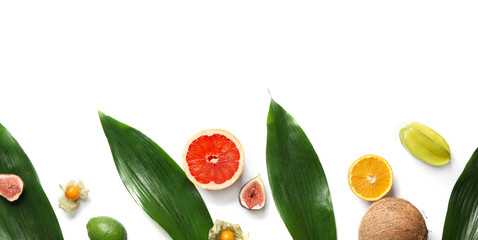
266 98 336 240
99 112 213 240
443 147 478 239
0 123 63 240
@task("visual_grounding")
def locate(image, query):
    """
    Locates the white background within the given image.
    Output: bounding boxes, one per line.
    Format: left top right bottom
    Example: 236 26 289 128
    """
1 1 478 239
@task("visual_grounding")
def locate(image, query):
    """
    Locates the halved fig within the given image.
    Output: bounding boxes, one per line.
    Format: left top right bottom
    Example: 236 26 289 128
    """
239 174 265 210
0 174 24 202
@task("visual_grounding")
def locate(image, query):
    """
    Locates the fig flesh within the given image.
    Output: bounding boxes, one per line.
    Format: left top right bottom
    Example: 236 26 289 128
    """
239 174 265 210
0 174 24 202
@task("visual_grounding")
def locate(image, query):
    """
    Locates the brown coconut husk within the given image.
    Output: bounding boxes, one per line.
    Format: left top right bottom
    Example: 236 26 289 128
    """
359 197 428 240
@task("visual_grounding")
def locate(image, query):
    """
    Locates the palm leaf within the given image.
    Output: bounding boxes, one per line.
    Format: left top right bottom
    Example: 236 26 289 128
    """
266 98 337 240
0 123 63 240
99 112 213 240
443 147 478 239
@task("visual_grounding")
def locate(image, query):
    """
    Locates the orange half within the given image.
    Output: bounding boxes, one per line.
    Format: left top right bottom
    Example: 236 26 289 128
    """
348 154 393 201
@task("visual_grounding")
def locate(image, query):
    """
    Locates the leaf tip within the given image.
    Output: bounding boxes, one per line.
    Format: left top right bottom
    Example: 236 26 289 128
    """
267 89 274 100
98 111 109 126
98 111 109 122
267 89 278 105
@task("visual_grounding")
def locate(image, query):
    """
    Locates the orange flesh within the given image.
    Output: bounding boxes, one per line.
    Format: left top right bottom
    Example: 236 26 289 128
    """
220 230 234 240
186 134 240 184
348 154 393 201
65 185 80 200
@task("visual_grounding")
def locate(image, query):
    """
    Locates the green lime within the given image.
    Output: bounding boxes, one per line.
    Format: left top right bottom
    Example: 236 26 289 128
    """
86 216 127 240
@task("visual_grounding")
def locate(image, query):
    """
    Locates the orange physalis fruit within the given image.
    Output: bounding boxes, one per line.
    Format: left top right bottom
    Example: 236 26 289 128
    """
220 230 235 240
65 184 80 200
348 154 393 201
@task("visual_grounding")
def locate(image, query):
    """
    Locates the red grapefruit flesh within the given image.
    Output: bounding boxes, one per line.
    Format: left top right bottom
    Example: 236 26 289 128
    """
183 129 244 190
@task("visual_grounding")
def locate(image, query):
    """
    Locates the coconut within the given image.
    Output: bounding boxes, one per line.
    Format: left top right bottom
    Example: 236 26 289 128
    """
359 197 428 240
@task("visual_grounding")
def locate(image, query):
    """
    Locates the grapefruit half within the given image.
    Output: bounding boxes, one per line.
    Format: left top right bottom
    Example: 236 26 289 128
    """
182 129 244 190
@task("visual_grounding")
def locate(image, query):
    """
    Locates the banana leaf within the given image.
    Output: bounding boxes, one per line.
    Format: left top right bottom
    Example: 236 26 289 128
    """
99 112 213 240
442 147 478 239
266 98 336 240
0 123 63 240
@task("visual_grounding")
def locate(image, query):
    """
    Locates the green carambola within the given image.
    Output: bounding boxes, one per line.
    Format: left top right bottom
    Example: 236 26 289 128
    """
266 99 337 239
99 112 213 240
399 122 450 166
0 123 63 240
443 147 478 239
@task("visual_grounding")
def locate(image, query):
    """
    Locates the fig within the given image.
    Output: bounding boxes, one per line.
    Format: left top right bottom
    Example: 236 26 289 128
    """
239 174 265 210
0 174 24 202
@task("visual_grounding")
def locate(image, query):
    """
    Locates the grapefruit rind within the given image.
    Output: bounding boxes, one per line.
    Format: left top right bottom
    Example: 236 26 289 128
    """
182 129 244 190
